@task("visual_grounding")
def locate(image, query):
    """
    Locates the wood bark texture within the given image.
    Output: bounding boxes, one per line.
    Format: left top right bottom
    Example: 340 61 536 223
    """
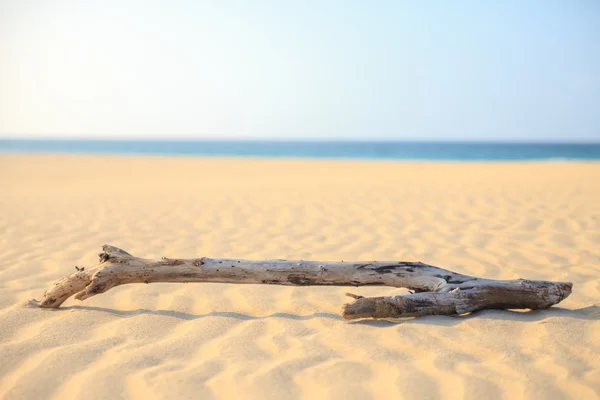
36 245 573 320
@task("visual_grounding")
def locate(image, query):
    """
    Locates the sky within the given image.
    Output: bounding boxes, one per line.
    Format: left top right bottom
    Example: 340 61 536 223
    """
0 0 599 141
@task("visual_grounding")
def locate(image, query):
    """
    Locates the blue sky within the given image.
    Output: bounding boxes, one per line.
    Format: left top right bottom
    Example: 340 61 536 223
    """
0 0 599 141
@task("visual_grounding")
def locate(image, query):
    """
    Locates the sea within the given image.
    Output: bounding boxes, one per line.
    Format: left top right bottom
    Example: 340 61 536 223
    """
1 139 600 161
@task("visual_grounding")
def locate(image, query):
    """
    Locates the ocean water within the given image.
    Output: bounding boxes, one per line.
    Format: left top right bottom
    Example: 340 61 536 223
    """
1 139 599 161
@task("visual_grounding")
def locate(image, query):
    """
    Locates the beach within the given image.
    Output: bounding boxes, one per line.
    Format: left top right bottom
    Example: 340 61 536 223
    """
0 154 599 399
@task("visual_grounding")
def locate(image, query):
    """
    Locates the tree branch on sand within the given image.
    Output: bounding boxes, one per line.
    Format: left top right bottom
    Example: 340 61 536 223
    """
36 245 573 320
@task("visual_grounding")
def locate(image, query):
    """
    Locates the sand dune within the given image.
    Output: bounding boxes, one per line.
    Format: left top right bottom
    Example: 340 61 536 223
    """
0 155 599 399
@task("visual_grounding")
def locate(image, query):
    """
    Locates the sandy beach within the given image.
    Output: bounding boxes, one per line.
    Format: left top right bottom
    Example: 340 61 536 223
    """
0 154 599 399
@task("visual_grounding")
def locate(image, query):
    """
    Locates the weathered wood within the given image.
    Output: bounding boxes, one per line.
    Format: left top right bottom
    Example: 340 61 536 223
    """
36 245 573 320
341 279 573 319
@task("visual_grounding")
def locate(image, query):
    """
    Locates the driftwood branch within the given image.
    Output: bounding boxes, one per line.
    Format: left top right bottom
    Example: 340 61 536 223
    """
36 245 573 320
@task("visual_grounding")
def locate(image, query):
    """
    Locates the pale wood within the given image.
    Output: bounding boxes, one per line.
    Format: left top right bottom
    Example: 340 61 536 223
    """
36 245 573 320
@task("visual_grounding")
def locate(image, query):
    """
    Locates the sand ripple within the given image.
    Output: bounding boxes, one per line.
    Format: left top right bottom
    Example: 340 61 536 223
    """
0 155 599 399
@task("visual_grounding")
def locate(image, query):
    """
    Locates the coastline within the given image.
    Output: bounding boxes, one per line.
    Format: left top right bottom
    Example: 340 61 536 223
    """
2 139 600 161
3 151 600 163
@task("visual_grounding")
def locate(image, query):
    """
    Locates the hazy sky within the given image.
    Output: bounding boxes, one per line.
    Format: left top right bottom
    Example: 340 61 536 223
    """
1 0 599 141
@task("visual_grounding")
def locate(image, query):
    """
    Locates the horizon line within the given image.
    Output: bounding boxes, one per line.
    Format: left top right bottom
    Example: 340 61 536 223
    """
1 136 600 144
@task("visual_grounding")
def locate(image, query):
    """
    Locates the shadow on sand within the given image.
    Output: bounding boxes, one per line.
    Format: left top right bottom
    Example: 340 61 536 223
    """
54 303 600 327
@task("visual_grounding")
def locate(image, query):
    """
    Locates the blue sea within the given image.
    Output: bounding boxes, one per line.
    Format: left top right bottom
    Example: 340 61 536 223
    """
1 139 600 161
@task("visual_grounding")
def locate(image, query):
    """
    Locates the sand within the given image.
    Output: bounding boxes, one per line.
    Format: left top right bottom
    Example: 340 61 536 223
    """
0 154 599 399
